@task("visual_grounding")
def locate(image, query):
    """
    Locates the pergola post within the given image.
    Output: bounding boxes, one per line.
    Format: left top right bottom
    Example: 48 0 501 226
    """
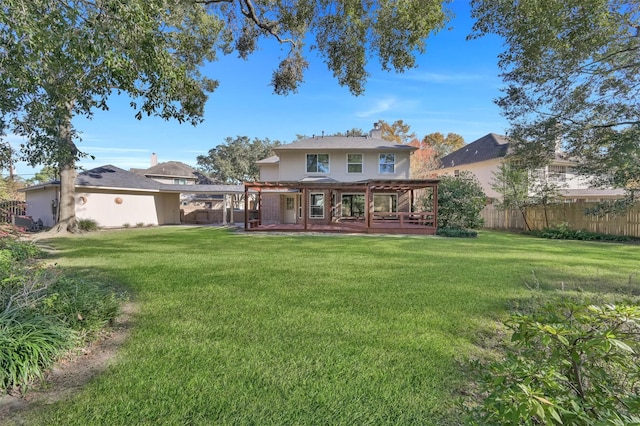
302 187 308 231
223 194 228 225
244 186 249 230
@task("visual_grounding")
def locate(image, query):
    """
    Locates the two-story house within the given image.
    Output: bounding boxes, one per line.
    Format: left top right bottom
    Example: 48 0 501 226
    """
436 133 625 201
243 125 440 234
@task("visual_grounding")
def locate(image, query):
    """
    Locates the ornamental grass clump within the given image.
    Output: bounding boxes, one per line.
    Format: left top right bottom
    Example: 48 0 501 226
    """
0 307 77 393
0 230 122 394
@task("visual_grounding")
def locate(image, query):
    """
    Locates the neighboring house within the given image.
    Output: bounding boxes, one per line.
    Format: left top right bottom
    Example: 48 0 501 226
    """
21 165 245 228
131 154 222 207
245 124 440 234
436 133 625 201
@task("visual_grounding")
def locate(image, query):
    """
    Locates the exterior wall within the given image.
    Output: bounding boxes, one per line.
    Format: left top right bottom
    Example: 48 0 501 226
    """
437 158 595 200
276 149 412 182
148 177 196 185
259 164 280 181
435 158 502 198
260 193 282 224
75 189 180 227
24 187 58 227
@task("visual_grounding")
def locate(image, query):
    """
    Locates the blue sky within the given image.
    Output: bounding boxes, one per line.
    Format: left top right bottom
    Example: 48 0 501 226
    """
9 1 508 179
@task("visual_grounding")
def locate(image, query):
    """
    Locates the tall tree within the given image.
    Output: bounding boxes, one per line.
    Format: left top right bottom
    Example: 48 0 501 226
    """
378 119 416 144
470 0 640 209
1 0 451 231
423 132 465 157
408 138 439 178
197 136 280 184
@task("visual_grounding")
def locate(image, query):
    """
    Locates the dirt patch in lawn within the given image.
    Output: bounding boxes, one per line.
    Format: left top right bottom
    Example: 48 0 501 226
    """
0 302 136 425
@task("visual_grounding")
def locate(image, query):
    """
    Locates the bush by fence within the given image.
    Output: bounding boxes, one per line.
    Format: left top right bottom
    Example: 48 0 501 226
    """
481 202 640 238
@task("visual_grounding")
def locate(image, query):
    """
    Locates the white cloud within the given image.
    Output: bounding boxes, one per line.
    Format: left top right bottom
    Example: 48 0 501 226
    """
356 97 397 118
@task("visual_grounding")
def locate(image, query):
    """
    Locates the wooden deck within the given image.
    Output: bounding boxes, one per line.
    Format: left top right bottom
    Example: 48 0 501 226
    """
245 217 436 235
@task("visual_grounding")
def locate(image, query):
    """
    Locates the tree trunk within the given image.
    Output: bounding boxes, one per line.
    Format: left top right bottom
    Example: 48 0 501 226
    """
53 113 78 233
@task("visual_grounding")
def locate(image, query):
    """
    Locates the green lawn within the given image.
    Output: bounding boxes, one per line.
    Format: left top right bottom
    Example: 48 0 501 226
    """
24 228 640 425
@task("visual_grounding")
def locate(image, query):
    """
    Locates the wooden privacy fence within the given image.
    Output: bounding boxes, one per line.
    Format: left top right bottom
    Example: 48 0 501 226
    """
481 202 640 238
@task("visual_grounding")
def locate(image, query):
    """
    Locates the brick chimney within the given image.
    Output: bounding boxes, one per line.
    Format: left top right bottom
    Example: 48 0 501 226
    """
151 153 158 166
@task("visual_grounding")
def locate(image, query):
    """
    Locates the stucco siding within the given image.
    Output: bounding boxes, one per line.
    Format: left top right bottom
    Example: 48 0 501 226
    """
75 189 179 227
25 187 58 227
259 164 279 181
436 159 502 198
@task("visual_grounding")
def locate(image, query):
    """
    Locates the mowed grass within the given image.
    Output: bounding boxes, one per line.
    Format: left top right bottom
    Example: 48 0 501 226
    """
23 228 640 425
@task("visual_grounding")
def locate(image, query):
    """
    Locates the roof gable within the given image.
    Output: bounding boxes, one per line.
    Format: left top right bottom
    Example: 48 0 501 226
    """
440 133 509 168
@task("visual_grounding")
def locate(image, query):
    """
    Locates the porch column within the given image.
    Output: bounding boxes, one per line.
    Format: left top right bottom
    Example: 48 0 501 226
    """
365 184 371 229
410 190 414 213
230 195 235 224
257 192 261 225
244 186 249 230
223 194 228 225
302 187 308 231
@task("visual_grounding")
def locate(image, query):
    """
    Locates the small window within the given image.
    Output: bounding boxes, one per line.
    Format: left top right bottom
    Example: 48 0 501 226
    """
347 154 363 173
173 178 186 185
306 154 329 173
309 193 324 218
379 153 395 174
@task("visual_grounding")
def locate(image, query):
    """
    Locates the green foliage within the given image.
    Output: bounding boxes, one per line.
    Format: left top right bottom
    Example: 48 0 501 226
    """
470 0 639 200
197 136 281 184
0 229 122 393
77 219 99 232
41 277 120 339
529 223 631 242
491 162 532 230
469 301 640 425
427 171 486 229
423 132 465 158
436 227 478 238
0 307 77 393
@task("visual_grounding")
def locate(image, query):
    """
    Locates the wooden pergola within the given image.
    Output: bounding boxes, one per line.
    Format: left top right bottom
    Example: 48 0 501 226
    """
244 179 439 235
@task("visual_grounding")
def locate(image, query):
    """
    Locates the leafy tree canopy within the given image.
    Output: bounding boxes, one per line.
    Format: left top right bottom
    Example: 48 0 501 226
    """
378 119 416 144
422 132 464 158
196 136 280 184
0 0 451 230
430 171 486 229
470 0 640 202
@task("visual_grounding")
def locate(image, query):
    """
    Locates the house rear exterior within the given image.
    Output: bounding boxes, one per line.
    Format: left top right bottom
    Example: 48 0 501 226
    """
246 125 439 234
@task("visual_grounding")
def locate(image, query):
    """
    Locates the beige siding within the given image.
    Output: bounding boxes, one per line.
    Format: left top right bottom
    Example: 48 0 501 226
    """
75 189 180 227
276 150 412 182
259 164 280 181
435 159 502 198
25 187 58 227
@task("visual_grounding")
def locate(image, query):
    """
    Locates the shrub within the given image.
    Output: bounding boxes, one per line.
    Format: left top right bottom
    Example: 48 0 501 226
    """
422 172 486 229
0 307 77 393
135 222 145 228
529 223 630 242
0 239 43 262
436 227 478 238
77 219 99 232
468 301 640 425
41 277 121 340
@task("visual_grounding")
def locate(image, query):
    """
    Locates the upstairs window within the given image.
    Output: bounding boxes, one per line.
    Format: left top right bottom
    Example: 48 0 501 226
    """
379 153 395 174
306 154 329 173
347 154 363 173
174 178 186 185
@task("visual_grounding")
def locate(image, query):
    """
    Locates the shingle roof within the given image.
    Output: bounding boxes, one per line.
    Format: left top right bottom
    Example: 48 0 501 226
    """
138 161 197 178
273 136 417 152
440 133 510 169
76 165 164 190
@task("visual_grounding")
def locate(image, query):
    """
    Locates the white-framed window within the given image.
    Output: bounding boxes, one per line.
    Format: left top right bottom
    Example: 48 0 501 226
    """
306 154 329 173
373 194 398 213
347 153 363 173
173 178 186 185
379 153 395 174
309 193 324 218
548 165 567 182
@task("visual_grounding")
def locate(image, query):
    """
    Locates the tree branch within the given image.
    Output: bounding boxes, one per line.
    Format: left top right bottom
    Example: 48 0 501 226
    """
239 0 297 48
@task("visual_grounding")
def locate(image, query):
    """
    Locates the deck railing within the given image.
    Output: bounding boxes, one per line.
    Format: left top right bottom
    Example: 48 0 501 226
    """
371 212 435 228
